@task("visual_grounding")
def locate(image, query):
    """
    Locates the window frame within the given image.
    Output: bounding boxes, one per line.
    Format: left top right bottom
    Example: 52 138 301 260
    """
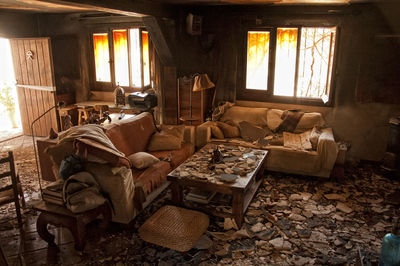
90 26 152 92
237 22 340 106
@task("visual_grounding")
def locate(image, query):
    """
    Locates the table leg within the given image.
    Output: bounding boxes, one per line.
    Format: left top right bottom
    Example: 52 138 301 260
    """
232 191 244 228
170 181 183 204
99 203 111 230
36 213 56 247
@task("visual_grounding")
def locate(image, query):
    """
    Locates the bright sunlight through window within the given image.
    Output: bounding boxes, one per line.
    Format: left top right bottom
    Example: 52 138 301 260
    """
245 26 337 103
274 28 298 97
246 31 270 90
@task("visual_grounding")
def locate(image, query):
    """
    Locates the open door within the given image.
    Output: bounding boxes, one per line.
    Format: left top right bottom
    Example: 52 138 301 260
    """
9 38 58 137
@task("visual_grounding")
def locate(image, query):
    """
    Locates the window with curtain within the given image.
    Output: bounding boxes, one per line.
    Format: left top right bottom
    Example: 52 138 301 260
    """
92 27 151 91
242 25 337 105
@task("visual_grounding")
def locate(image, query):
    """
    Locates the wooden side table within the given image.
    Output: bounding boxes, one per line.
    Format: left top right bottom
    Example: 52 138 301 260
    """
33 201 111 251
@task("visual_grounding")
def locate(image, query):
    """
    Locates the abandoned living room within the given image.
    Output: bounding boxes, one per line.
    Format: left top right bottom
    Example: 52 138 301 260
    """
0 0 399 265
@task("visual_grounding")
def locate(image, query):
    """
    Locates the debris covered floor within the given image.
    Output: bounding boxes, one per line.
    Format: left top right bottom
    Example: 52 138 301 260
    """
1 136 399 265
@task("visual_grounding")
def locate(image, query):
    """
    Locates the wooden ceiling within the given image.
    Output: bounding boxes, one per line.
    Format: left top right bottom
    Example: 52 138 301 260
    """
154 0 372 4
0 0 93 12
0 0 380 18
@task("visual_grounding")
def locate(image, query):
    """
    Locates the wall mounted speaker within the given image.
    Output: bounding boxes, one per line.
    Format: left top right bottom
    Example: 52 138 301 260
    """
186 13 202 36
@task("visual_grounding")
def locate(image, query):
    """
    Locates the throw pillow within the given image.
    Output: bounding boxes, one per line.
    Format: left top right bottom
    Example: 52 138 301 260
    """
160 124 185 143
128 152 160 169
211 125 224 139
238 121 267 141
295 112 325 132
267 109 284 131
147 132 182 151
274 110 304 133
217 122 240 138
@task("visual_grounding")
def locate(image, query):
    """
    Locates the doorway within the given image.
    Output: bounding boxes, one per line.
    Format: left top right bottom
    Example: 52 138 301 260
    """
0 38 22 141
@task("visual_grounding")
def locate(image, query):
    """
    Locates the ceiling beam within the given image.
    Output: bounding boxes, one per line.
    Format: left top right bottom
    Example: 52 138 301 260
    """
143 16 175 66
38 0 177 18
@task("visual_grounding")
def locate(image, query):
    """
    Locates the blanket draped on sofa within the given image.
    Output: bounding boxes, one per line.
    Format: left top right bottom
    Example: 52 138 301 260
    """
47 124 135 224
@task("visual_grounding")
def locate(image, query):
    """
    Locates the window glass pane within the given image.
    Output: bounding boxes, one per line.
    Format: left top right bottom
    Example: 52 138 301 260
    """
274 28 298 96
297 27 336 101
246 31 270 90
142 31 150 86
113 29 129 86
93 33 111 82
130 29 142 87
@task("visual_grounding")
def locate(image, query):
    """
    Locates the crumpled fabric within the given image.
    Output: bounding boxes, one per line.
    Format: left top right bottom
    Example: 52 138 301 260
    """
212 101 234 121
63 171 106 213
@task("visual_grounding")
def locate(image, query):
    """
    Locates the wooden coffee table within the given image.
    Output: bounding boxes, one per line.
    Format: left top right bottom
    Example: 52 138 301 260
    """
167 144 268 227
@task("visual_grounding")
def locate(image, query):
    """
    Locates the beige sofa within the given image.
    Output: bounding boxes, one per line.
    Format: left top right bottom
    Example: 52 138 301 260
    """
196 105 338 178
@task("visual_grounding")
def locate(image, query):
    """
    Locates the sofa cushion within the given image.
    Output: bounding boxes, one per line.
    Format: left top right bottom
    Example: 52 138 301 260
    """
283 132 312 150
128 152 160 169
132 161 171 195
295 112 325 132
105 112 156 156
220 106 269 127
149 143 192 170
239 121 267 141
147 132 181 151
160 124 185 143
217 122 240 138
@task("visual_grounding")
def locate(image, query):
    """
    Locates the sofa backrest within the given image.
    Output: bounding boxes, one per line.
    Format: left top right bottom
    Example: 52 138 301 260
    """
104 112 156 156
220 106 269 127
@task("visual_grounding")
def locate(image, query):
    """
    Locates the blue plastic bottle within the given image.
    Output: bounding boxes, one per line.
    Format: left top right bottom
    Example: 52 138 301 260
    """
379 217 400 266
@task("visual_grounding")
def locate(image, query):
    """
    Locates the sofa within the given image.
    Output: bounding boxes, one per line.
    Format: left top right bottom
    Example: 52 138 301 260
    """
196 105 338 178
45 112 195 224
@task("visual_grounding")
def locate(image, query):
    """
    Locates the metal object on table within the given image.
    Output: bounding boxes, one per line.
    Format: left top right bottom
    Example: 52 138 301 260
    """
128 91 157 111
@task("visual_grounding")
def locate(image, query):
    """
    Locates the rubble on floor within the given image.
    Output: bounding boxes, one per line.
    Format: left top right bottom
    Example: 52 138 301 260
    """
1 137 399 265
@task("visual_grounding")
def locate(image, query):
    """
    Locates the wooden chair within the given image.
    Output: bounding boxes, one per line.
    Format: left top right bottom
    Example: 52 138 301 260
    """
0 151 25 227
77 106 94 125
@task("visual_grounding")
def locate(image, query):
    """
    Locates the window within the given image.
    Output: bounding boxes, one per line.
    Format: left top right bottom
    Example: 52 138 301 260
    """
92 28 151 90
243 26 337 104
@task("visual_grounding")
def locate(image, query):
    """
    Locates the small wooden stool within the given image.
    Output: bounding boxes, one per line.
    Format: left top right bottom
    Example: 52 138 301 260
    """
77 107 94 125
33 201 111 251
139 205 209 252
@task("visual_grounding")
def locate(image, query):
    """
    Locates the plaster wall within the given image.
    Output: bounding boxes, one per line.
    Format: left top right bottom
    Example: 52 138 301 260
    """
0 12 38 38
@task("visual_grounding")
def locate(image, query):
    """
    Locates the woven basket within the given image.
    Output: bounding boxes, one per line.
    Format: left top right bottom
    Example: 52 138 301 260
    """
139 205 209 252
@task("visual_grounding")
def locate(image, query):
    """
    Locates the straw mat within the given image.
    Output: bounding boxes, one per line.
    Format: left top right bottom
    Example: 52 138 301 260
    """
139 205 209 252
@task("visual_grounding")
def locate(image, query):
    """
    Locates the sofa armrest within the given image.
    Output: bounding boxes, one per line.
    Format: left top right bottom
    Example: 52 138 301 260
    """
184 126 195 154
317 128 339 171
195 121 214 149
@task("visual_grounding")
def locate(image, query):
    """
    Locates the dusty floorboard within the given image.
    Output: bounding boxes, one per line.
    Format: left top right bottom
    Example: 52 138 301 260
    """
0 136 399 265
